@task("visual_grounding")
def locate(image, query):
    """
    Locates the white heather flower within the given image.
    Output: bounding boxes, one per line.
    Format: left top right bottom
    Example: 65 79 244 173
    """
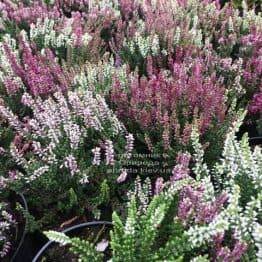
0 105 23 132
64 122 81 150
105 140 115 165
79 174 89 184
26 166 49 182
151 34 160 56
10 144 27 167
82 33 92 46
0 147 5 155
64 155 79 176
21 92 34 107
125 133 134 159
174 26 181 45
31 141 44 157
92 147 101 165
253 223 262 260
96 239 109 252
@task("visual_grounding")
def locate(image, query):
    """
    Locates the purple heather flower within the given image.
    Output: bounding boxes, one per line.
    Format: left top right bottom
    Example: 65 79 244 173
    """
171 152 191 181
4 39 70 96
249 92 262 114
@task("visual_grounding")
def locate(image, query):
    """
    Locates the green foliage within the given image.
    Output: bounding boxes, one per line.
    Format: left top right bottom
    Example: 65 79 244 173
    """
45 181 199 261
57 188 79 213
16 203 38 233
99 179 110 204
45 231 103 262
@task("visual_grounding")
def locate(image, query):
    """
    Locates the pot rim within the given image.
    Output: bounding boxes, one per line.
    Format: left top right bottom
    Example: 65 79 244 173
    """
10 193 28 262
32 220 113 262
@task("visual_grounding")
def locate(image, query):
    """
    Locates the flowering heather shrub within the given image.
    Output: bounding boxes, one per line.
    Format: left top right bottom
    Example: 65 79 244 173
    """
1 34 71 96
0 202 16 258
0 0 260 259
0 0 59 26
0 88 134 220
111 54 238 165
111 0 261 114
45 116 261 260
182 116 261 260
29 10 119 63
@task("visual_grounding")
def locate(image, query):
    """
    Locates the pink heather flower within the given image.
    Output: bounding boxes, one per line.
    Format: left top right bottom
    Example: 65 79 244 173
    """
8 170 18 180
105 140 115 165
171 165 188 181
92 147 101 166
0 241 11 258
231 241 248 261
177 185 227 225
249 92 262 114
4 39 70 96
171 152 191 181
154 177 165 195
177 197 193 222
213 234 247 262
1 0 60 25
111 55 226 148
3 78 21 94
115 54 122 67
176 152 191 167
117 169 128 183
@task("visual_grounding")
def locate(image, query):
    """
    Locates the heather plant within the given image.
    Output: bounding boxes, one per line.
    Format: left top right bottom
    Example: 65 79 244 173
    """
0 88 134 224
184 115 261 260
0 1 261 259
111 0 261 126
1 34 71 97
111 54 239 167
45 182 192 261
29 10 118 64
44 117 261 261
0 201 16 258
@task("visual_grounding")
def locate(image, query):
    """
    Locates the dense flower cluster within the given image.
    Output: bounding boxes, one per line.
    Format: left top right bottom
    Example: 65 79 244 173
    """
46 125 261 260
0 89 132 186
0 0 261 260
1 35 71 96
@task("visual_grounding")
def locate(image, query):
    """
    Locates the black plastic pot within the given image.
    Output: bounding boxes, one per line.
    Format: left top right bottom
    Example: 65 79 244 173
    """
33 221 113 262
3 193 28 262
249 136 262 147
237 122 259 141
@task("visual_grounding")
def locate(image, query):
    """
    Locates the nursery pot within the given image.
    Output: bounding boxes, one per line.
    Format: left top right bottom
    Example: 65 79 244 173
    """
2 192 28 262
249 136 262 147
33 221 113 262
